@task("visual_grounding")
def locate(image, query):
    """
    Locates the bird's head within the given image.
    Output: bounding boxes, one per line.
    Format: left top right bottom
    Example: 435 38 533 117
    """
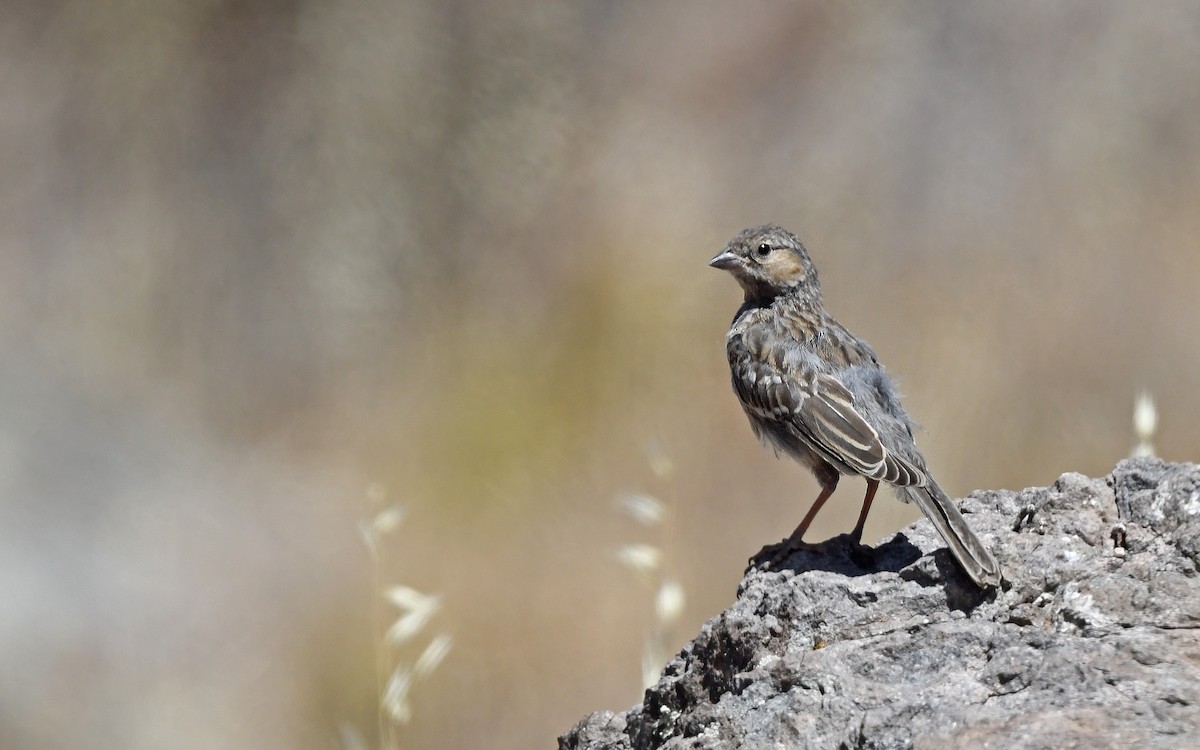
709 224 821 303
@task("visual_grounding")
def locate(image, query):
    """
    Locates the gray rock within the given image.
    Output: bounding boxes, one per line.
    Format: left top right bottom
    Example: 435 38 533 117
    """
560 458 1200 749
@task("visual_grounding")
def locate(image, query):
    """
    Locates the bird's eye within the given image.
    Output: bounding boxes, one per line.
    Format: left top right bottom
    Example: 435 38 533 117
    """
755 243 772 258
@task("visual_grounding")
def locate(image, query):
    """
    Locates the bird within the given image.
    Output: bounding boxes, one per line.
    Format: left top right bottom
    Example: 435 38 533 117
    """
709 224 1001 588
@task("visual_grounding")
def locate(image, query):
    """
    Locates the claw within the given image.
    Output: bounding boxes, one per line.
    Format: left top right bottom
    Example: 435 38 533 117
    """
746 537 826 572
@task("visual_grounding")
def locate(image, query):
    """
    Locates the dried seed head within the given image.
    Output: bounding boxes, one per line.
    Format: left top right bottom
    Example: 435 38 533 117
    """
414 634 453 678
655 580 685 625
1132 390 1157 457
616 544 662 575
618 492 665 526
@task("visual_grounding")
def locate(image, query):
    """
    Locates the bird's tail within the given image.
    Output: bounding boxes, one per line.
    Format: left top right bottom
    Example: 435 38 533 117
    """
902 480 1002 588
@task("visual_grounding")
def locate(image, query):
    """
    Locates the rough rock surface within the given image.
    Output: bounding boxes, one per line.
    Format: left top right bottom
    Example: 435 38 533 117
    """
561 458 1200 749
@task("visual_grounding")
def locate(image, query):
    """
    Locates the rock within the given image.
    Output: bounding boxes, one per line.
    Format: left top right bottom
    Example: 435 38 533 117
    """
560 458 1200 749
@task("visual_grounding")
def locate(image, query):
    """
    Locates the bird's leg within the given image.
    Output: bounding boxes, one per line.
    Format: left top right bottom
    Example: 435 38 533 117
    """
786 479 839 544
849 479 879 543
748 476 842 571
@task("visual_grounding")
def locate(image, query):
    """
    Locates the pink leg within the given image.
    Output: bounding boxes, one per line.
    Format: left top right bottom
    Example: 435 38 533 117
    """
850 479 879 542
787 478 839 542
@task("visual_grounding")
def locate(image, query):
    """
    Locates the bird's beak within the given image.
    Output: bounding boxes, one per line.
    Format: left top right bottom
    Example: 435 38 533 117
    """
708 249 741 270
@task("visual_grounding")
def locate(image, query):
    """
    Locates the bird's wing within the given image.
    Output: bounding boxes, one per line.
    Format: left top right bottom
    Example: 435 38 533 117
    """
800 373 928 486
731 337 926 486
730 353 806 424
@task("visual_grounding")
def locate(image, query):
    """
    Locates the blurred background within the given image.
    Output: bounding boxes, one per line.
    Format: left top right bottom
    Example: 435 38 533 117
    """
2 2 1198 748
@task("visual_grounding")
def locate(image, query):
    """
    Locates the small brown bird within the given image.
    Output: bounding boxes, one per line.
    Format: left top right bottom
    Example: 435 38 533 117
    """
710 224 1001 588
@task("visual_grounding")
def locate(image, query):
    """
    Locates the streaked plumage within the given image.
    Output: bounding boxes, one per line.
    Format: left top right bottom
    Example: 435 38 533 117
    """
711 224 1001 588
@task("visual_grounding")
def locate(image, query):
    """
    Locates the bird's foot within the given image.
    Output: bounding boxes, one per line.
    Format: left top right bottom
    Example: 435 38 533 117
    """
747 537 821 573
748 533 877 574
846 536 877 568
